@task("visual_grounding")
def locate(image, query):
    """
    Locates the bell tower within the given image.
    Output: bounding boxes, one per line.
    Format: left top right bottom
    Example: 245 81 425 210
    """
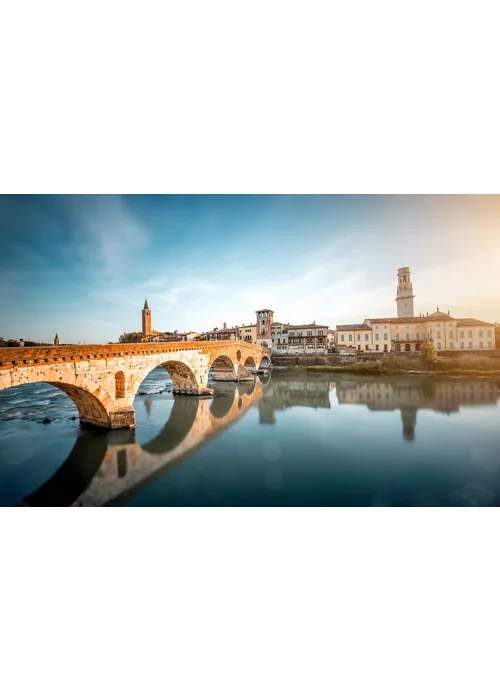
54 333 60 346
396 267 415 318
142 299 152 336
255 309 274 347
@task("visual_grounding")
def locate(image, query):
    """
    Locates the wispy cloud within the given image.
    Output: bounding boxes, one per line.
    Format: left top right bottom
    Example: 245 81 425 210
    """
65 195 149 280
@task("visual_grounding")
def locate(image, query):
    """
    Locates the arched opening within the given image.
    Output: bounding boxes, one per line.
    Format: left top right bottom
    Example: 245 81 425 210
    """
210 355 236 381
244 356 256 369
261 341 269 348
395 344 401 353
236 349 242 361
405 343 411 352
0 380 111 429
258 355 271 369
115 371 125 399
415 343 421 351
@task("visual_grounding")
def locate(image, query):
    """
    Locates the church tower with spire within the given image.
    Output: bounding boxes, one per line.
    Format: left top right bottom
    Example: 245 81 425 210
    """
54 333 60 346
142 299 152 336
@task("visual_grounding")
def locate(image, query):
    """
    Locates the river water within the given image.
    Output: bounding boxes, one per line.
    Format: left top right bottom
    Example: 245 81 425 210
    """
1 369 500 506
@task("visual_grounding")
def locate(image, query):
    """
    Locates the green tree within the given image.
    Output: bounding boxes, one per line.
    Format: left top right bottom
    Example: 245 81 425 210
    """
118 332 143 344
420 339 438 366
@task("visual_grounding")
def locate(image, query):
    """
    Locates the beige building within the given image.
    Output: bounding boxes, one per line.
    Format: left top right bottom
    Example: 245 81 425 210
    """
237 324 257 344
336 267 496 353
272 322 329 355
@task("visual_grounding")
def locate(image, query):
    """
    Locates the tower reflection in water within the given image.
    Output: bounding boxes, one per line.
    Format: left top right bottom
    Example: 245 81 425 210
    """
18 372 500 506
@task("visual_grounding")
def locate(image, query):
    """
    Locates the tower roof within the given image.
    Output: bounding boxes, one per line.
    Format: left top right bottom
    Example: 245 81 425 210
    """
143 299 149 310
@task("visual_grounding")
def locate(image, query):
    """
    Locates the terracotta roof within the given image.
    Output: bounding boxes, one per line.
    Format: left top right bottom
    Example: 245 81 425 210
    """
456 318 494 327
287 323 329 329
366 316 455 324
337 324 372 331
255 309 274 313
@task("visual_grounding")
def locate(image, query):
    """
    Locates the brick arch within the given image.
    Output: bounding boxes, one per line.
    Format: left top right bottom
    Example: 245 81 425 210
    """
258 354 271 368
207 350 236 371
0 372 113 429
131 357 201 397
243 356 256 368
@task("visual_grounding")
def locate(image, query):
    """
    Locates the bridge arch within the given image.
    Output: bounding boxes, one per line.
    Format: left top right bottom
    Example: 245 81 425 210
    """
258 354 271 369
209 354 236 381
132 358 202 397
244 356 256 369
0 372 114 429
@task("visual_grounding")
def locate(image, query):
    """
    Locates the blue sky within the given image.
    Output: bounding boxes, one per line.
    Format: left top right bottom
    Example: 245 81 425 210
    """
1 195 499 343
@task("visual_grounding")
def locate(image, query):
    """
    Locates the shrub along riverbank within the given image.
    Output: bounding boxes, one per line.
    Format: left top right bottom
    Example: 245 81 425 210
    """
277 354 500 376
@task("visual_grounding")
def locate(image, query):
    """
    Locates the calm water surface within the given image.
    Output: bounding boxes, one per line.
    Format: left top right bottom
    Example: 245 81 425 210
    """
1 369 500 506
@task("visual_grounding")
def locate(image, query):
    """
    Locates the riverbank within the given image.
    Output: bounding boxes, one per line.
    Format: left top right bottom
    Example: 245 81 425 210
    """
274 354 500 377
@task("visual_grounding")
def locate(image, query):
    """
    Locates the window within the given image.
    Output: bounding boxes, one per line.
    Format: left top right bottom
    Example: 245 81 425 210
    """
357 345 361 351
450 342 454 349
468 331 472 338
479 330 484 338
460 330 464 338
375 333 379 341
480 341 484 348
415 343 421 351
384 326 387 329
449 331 453 339
384 344 388 352
318 330 324 335
469 341 473 348
416 333 420 340
460 342 464 349
340 334 345 342
406 333 409 341
437 343 441 350
357 334 361 341
395 343 401 352
437 332 441 339
365 344 369 351
487 329 492 337
488 341 492 348
349 335 352 341
375 344 379 351
405 344 411 352
307 331 312 336
384 333 388 340
396 333 399 341
365 334 369 341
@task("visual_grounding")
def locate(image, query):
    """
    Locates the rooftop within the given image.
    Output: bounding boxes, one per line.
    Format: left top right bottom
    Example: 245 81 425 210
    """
337 324 372 331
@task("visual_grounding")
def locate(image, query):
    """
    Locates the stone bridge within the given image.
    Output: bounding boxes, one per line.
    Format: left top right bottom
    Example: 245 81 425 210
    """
19 380 267 507
0 341 271 429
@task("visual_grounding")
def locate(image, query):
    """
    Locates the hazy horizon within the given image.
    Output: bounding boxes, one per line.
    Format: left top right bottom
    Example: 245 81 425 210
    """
1 194 499 343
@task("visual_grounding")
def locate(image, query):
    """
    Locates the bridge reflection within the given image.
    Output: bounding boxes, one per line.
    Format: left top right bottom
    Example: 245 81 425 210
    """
20 380 266 507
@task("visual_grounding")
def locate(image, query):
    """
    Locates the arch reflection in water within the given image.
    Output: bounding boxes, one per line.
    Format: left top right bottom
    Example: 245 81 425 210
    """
20 381 264 507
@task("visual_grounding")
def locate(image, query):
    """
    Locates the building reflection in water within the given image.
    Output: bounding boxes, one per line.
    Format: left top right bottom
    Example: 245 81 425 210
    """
335 376 500 441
